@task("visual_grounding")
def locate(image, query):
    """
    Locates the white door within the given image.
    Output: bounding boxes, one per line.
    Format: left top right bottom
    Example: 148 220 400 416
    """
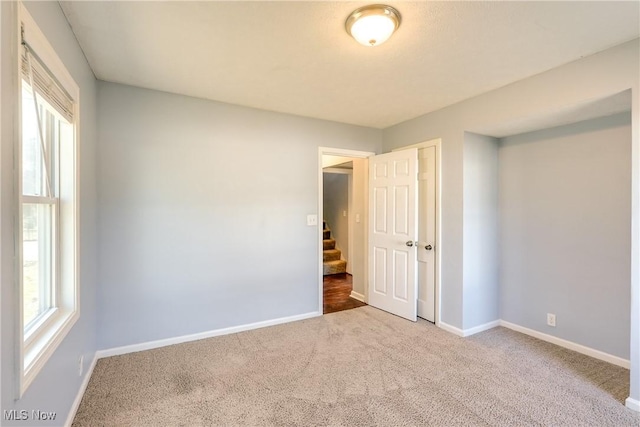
417 146 436 322
368 149 418 321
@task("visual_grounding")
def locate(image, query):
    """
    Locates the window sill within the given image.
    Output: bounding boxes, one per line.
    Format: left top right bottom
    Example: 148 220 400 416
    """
21 309 79 396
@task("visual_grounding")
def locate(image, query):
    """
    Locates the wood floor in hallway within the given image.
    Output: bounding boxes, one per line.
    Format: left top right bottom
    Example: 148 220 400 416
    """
323 273 367 314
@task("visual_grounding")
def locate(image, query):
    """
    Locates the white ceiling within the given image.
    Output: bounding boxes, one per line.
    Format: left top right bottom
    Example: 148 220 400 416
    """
60 1 639 129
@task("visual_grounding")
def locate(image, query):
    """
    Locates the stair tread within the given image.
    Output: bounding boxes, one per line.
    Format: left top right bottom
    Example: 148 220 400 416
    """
323 259 347 275
323 248 341 262
323 238 336 250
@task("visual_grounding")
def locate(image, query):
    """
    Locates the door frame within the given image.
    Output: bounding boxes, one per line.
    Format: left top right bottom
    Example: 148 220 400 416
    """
318 147 375 314
392 138 442 327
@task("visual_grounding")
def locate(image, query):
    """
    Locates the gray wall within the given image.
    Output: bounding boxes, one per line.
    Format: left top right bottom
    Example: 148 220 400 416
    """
382 39 639 403
97 81 381 349
463 133 499 329
0 1 98 424
323 172 349 264
500 113 631 358
383 40 639 332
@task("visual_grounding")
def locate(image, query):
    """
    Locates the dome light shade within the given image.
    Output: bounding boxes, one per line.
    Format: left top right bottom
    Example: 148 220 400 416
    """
345 5 401 47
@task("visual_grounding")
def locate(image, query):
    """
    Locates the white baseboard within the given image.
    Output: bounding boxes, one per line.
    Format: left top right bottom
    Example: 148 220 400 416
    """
438 321 464 337
64 353 97 427
438 320 500 337
438 318 630 369
96 311 322 359
626 397 640 412
499 320 630 369
463 320 501 336
349 291 365 303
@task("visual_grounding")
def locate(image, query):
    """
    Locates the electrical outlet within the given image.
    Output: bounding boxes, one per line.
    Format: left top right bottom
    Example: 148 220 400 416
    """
78 355 84 376
547 313 556 327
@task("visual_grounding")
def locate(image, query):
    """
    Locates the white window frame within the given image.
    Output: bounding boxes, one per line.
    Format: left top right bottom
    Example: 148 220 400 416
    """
16 3 80 397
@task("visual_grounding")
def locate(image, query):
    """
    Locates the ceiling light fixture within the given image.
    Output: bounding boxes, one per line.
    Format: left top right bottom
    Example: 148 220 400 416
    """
345 4 401 47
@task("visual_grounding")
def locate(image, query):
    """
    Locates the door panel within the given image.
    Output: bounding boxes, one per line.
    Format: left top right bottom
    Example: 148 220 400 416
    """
374 188 387 232
394 186 409 234
417 146 437 322
368 149 418 321
393 250 409 301
373 247 387 293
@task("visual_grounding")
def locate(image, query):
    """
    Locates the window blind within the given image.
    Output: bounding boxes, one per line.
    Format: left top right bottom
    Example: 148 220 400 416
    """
21 46 74 123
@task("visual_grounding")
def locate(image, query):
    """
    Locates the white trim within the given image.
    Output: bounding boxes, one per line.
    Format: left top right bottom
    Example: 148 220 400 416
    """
438 319 500 337
22 310 79 394
347 172 353 274
16 3 81 398
392 138 442 152
392 138 442 326
438 319 630 368
64 353 97 427
19 3 79 100
349 291 365 303
463 320 501 336
499 320 630 369
318 147 375 315
438 321 465 337
96 311 321 359
322 167 352 175
320 147 376 158
625 397 640 412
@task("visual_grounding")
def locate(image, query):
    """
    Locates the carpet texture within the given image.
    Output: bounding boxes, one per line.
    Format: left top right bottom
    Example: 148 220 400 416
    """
73 307 640 426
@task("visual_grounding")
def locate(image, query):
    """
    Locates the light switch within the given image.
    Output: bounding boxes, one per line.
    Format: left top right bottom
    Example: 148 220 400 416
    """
355 213 361 223
307 214 318 226
343 210 347 217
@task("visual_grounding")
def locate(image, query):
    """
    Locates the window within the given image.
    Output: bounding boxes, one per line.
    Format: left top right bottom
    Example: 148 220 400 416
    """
17 4 79 396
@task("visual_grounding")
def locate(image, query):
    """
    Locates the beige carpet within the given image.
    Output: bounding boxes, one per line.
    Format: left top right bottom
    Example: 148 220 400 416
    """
73 307 640 426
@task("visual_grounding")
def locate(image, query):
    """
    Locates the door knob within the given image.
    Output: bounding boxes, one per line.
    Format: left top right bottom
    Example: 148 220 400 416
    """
425 245 433 251
406 241 414 247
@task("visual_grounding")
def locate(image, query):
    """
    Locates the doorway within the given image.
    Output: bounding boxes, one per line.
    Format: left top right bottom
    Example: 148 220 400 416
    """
318 148 374 314
317 142 441 323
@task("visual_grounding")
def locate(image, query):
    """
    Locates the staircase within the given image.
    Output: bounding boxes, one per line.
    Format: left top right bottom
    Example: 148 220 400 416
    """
323 221 347 275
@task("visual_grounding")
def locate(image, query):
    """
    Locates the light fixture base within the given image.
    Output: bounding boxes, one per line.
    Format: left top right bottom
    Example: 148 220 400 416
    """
345 4 401 47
